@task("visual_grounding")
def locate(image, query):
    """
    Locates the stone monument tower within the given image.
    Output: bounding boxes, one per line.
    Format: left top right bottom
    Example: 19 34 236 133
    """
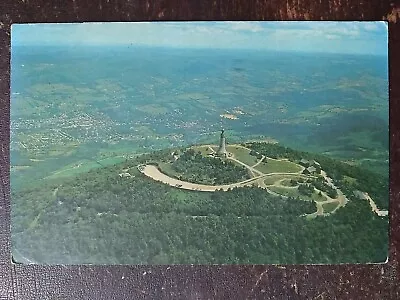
216 129 227 157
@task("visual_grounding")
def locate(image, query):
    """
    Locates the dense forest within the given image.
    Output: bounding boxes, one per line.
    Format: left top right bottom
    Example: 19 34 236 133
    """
167 148 250 185
11 144 389 264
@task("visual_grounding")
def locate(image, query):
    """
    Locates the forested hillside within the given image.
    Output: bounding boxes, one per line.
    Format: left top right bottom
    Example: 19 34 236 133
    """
11 144 388 264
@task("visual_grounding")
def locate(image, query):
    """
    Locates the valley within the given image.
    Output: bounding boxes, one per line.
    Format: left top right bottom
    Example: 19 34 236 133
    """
10 45 389 265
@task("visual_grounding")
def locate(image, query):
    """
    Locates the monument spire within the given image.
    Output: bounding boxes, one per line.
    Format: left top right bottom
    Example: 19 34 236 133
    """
217 129 227 156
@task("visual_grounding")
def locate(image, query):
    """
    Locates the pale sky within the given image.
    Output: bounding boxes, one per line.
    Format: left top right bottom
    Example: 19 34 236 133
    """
11 21 388 55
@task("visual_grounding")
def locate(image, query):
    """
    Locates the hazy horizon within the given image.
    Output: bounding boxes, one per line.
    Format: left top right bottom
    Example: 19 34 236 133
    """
12 21 388 56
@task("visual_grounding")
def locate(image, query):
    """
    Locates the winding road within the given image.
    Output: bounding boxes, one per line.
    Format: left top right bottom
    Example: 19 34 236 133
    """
251 155 266 168
362 192 388 217
141 165 304 192
139 144 386 218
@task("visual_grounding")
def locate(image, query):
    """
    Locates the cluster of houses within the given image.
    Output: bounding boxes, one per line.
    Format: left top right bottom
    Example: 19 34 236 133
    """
299 159 321 175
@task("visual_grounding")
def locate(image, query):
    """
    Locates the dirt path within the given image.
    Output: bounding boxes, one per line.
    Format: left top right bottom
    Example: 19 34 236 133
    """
310 185 341 215
320 170 348 207
315 203 324 216
228 156 264 176
251 155 265 168
362 192 388 217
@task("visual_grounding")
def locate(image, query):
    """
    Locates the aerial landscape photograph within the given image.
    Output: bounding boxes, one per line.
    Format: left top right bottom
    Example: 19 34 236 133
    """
10 21 389 264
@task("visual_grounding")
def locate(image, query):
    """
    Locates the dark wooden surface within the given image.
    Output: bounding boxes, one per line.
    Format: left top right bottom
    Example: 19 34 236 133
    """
0 1 399 299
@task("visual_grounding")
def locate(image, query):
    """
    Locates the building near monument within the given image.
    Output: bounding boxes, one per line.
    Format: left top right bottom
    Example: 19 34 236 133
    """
299 159 310 167
307 166 317 173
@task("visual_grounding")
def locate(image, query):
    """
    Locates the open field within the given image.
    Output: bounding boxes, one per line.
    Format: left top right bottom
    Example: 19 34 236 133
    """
254 158 303 174
46 160 103 179
97 156 126 165
226 145 258 166
263 174 300 185
40 142 79 158
46 156 125 179
322 201 340 213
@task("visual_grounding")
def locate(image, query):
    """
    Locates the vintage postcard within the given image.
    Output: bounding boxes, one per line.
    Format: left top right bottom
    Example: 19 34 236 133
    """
10 22 388 264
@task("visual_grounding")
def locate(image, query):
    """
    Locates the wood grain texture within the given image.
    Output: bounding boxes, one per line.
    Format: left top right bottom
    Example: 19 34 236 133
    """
0 2 11 267
0 264 13 300
0 0 399 299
